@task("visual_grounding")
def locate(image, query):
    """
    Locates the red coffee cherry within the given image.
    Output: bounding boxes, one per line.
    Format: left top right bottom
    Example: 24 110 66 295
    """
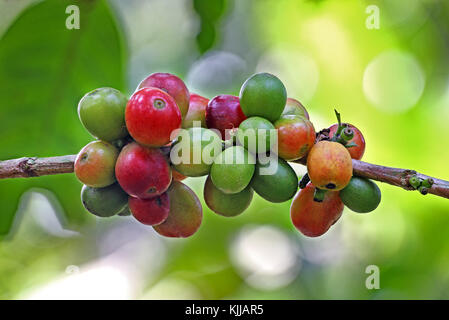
281 98 310 120
115 142 172 199
137 72 190 118
274 115 316 161
307 141 353 191
290 183 344 237
153 181 203 238
125 87 181 147
328 123 365 160
171 167 187 181
128 193 170 226
182 93 209 128
205 95 246 140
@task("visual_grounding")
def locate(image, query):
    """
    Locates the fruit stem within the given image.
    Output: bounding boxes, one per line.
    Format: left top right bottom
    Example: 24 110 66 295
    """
341 127 354 142
345 142 358 149
313 188 326 202
334 109 344 138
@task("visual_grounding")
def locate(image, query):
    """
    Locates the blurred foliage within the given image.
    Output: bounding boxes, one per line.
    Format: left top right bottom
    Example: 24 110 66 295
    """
0 0 449 300
192 0 228 53
0 0 126 235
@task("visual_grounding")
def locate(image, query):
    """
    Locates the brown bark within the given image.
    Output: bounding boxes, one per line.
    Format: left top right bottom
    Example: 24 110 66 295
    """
0 154 448 199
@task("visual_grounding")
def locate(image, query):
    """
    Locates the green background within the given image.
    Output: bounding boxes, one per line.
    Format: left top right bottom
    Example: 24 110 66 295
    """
0 0 448 299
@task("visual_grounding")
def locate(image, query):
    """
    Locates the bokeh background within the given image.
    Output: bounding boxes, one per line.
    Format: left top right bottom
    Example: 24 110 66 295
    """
0 0 448 299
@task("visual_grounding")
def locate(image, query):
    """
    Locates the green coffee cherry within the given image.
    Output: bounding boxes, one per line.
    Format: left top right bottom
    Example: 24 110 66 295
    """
78 87 128 141
210 146 255 194
172 127 222 177
237 116 275 154
339 176 381 213
251 157 298 203
204 176 253 217
239 73 287 122
81 183 128 217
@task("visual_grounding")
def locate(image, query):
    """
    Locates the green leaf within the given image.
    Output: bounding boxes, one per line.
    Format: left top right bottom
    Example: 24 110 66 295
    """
0 0 127 236
193 0 227 54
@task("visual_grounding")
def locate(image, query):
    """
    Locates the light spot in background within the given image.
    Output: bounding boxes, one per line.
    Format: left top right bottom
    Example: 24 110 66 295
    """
256 47 319 104
439 80 449 121
22 265 132 300
302 17 359 79
112 0 196 89
141 276 202 300
96 220 168 292
342 203 406 259
230 225 300 290
19 217 168 299
290 163 307 178
9 190 79 241
28 191 79 238
307 110 330 132
363 50 425 113
298 222 347 265
186 51 248 96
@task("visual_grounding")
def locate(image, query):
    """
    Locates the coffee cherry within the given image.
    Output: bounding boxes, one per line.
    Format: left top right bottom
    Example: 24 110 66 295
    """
115 142 172 199
111 135 133 151
171 127 222 177
74 141 119 188
81 183 128 217
117 205 131 216
210 146 255 194
339 176 381 213
328 123 365 160
206 95 247 140
182 93 209 128
251 157 298 203
204 176 253 217
171 167 187 181
290 183 344 237
237 116 275 154
78 88 128 142
274 115 315 161
281 98 309 120
154 181 202 238
137 72 190 118
128 193 170 226
307 141 352 191
239 73 287 122
125 88 181 147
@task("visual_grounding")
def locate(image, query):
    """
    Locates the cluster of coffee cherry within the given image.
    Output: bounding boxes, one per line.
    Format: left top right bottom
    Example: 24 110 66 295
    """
75 72 381 238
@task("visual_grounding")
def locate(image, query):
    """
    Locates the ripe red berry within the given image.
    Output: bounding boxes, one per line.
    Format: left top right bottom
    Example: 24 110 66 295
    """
182 93 209 128
281 98 310 120
153 181 203 238
137 72 190 118
328 123 365 160
274 115 315 161
206 95 246 140
171 167 187 181
128 193 170 226
125 88 181 147
290 183 344 237
115 142 172 199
